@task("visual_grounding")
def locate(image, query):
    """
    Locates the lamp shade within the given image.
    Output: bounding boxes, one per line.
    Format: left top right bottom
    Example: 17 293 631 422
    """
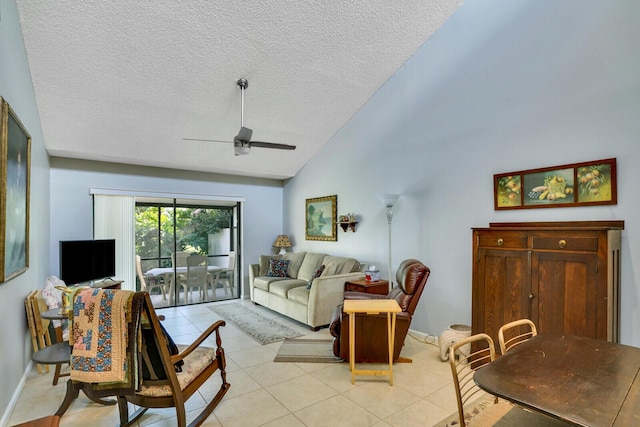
272 235 292 248
378 193 400 208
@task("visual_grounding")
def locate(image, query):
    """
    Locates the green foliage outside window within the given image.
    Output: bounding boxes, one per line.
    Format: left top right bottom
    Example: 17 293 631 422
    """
135 205 232 267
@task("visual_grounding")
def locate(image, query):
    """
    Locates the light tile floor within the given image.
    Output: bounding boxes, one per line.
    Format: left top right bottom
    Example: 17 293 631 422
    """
9 300 458 427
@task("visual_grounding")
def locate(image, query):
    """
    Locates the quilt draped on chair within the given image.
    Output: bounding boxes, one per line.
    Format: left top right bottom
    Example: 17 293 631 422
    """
69 288 143 396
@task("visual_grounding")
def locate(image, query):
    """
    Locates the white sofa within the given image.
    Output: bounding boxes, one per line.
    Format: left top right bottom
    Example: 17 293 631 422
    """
249 252 364 329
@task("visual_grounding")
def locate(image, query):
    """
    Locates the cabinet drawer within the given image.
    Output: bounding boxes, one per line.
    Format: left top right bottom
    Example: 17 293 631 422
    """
477 233 527 249
532 236 599 252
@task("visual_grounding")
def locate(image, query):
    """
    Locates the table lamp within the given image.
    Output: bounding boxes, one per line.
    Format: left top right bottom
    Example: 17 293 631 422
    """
272 235 292 254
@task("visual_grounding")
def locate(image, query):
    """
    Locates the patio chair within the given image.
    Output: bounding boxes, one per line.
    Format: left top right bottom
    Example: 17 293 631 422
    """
136 255 167 300
216 251 236 297
185 254 210 303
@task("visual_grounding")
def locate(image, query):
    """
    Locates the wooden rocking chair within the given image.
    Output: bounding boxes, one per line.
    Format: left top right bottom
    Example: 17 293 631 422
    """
56 290 229 427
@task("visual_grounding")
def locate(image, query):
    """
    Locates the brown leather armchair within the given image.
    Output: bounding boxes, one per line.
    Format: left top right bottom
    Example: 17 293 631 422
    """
329 259 430 362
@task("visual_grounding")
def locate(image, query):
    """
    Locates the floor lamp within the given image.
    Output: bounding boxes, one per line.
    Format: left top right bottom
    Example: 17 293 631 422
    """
378 194 399 292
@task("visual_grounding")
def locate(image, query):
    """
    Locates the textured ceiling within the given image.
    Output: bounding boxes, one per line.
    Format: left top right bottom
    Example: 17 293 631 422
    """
16 0 462 180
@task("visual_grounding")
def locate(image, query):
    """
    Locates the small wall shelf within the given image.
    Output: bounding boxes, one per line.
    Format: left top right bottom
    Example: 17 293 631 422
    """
339 221 358 232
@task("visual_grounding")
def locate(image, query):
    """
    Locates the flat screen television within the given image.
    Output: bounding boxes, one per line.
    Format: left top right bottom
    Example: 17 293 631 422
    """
59 239 116 285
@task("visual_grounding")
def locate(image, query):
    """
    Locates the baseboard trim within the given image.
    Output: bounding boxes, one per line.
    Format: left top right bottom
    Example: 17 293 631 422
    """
1 361 33 427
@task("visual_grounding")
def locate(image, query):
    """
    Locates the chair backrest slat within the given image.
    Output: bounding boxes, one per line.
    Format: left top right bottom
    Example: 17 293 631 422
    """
498 319 537 354
449 333 497 427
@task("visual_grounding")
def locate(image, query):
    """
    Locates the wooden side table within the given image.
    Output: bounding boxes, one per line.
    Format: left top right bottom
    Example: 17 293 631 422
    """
38 308 70 385
343 299 401 385
344 279 389 295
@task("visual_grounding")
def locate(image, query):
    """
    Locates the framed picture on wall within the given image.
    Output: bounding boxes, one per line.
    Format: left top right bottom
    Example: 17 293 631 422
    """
0 97 31 283
305 195 337 241
494 158 616 210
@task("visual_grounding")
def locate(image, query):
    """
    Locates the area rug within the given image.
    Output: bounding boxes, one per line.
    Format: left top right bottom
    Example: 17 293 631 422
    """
433 395 498 426
274 338 343 363
433 395 562 426
208 302 304 345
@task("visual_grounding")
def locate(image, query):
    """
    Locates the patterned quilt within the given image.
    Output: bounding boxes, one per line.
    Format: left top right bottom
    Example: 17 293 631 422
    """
70 288 134 384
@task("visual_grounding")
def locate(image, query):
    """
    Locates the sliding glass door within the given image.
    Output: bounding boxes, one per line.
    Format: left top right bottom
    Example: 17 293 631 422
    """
135 198 239 308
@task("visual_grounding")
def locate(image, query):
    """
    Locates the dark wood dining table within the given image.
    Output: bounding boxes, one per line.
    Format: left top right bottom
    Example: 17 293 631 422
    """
474 334 640 426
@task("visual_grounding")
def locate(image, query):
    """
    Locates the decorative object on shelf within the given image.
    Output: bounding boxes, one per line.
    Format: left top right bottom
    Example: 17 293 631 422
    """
338 213 358 232
0 97 31 283
494 158 617 210
272 235 292 254
438 324 471 362
378 194 399 291
305 195 337 241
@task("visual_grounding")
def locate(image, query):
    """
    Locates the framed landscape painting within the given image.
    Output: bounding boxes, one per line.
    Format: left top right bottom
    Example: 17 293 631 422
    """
0 97 31 283
305 195 337 241
494 158 616 210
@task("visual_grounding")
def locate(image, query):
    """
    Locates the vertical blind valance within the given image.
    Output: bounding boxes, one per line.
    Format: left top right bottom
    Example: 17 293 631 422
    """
93 194 135 291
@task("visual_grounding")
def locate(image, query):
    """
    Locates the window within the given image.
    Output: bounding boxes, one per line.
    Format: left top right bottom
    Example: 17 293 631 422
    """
135 198 239 307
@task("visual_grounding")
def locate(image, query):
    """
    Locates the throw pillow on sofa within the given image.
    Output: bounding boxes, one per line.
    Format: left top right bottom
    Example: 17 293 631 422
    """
259 254 282 276
267 259 290 277
307 265 326 289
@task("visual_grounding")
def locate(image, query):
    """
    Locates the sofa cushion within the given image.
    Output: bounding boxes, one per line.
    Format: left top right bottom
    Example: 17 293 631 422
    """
267 259 290 277
269 280 307 298
259 254 282 276
321 256 360 276
282 252 307 278
307 265 326 289
297 252 327 282
253 276 289 292
288 286 310 305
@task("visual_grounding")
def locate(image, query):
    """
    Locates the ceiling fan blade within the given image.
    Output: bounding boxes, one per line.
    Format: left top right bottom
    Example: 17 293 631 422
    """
234 126 253 142
184 79 295 155
183 138 233 143
249 141 296 150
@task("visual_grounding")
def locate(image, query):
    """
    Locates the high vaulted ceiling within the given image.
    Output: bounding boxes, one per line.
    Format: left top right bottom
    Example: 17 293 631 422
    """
16 1 462 180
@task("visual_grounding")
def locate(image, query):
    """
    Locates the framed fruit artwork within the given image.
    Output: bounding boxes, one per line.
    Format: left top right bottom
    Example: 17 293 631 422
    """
494 158 616 210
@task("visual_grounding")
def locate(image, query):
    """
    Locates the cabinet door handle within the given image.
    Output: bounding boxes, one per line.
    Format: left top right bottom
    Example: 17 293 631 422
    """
529 293 534 299
558 239 567 248
497 238 504 246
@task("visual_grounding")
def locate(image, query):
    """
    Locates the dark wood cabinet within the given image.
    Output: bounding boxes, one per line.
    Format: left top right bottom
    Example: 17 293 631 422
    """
472 221 623 349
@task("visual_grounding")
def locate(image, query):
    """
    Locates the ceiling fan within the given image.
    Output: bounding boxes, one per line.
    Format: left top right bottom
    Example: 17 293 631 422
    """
184 78 296 156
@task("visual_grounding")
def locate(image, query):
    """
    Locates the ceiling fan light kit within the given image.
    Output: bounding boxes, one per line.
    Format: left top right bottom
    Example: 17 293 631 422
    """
234 141 251 156
184 78 296 156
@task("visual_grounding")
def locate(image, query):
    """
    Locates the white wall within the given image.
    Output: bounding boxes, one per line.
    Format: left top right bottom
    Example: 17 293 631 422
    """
49 158 286 298
284 0 640 345
0 0 52 419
